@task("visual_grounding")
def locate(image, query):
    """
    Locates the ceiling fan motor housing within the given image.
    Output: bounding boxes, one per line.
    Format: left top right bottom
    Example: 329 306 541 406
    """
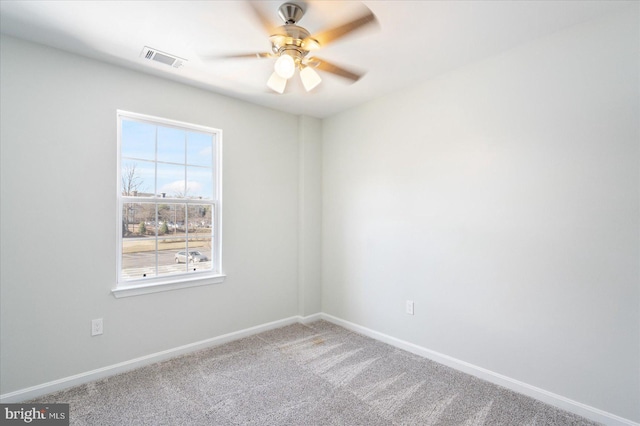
278 3 304 24
270 24 313 66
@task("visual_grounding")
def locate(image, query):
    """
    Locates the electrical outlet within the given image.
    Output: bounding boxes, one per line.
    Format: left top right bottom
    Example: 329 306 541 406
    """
92 318 103 336
406 300 414 315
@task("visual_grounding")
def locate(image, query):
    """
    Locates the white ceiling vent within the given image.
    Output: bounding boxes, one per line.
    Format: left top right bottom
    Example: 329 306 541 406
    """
140 47 186 69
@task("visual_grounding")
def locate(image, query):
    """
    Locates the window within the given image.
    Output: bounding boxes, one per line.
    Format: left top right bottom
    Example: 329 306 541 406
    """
114 111 224 297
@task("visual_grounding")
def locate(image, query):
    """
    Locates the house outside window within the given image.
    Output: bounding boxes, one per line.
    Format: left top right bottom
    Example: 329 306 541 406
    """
114 110 224 297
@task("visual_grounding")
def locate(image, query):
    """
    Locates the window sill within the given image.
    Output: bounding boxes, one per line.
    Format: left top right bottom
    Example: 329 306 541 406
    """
112 274 226 298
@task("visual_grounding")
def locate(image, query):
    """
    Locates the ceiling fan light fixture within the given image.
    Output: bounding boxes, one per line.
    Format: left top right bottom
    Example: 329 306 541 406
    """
274 54 296 79
267 71 287 94
300 66 322 92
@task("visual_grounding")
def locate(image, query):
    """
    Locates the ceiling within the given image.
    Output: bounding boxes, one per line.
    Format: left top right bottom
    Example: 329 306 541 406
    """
0 0 632 118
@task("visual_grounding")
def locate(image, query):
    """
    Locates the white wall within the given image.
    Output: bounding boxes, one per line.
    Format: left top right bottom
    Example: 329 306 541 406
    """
322 8 639 423
0 35 306 394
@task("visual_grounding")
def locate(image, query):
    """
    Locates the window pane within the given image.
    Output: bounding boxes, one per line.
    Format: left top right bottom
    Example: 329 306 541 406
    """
157 163 185 198
187 204 213 273
123 203 158 235
138 203 157 229
187 204 213 231
121 160 155 196
122 203 147 237
122 238 157 280
157 126 185 164
156 203 186 234
121 120 155 161
187 236 212 273
121 202 157 281
158 204 187 275
187 132 213 167
187 166 213 199
158 236 187 276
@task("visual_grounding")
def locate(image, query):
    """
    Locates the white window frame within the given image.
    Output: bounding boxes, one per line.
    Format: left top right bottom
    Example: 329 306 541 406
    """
113 110 224 298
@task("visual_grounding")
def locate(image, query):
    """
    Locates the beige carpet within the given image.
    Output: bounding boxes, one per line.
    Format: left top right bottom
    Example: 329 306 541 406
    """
31 320 600 425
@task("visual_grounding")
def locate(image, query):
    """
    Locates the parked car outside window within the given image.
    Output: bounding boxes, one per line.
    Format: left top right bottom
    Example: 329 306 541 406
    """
174 251 208 263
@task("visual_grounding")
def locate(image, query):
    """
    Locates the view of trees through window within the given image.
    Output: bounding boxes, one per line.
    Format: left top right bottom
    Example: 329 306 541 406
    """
118 114 219 284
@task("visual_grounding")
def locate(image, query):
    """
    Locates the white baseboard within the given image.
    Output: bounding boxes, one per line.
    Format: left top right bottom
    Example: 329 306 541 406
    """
1 312 637 426
298 312 323 324
318 313 638 426
0 315 301 404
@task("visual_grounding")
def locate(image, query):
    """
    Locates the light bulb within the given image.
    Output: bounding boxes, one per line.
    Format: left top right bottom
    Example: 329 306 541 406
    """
267 72 287 94
274 54 295 79
300 66 322 92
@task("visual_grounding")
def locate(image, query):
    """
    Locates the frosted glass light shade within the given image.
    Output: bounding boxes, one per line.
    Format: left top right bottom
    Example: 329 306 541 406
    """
267 72 287 94
300 66 322 92
274 55 295 79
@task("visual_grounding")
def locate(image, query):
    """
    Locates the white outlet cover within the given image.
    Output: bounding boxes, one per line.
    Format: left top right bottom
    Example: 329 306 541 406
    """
92 318 103 336
406 301 414 315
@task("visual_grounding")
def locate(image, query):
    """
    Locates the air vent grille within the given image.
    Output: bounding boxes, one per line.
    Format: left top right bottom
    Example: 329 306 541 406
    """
140 46 186 69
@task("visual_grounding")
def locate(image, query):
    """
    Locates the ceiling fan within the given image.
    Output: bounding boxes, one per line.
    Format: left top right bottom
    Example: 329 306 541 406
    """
218 2 377 94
